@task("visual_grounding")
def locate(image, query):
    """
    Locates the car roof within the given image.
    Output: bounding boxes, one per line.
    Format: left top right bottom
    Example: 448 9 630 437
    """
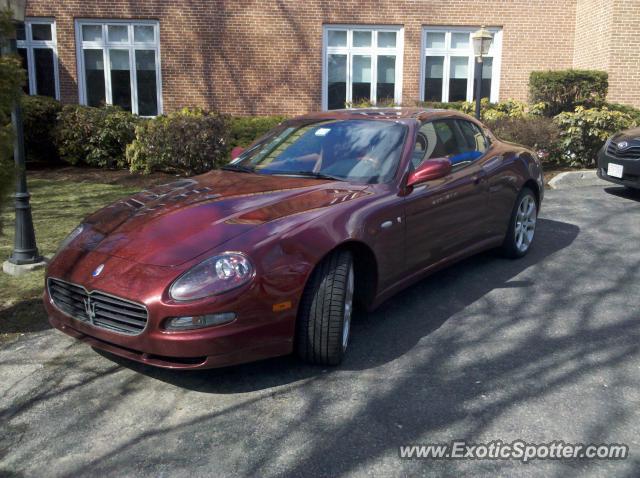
292 107 474 123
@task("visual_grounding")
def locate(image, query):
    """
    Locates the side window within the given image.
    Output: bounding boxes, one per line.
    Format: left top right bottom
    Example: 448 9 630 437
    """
457 120 488 158
412 120 464 168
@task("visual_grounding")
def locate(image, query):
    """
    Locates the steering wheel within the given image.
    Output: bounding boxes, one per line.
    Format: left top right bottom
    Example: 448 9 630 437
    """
358 156 381 169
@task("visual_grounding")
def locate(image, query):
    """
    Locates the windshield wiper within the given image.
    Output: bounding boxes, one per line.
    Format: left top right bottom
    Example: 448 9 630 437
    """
221 164 255 174
271 171 343 181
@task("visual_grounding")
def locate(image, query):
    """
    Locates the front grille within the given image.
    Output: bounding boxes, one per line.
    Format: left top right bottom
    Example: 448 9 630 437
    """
48 278 148 336
606 142 640 160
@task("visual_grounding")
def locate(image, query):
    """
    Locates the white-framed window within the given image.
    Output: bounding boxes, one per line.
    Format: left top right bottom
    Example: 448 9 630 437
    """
420 26 502 103
75 19 163 116
322 25 404 110
16 18 60 99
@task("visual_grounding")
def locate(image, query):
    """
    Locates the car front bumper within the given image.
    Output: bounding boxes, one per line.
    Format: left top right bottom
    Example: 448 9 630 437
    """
44 251 300 369
47 313 292 369
597 150 640 189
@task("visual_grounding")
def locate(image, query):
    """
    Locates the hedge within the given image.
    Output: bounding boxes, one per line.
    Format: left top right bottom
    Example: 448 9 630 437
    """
127 108 228 174
529 69 608 116
21 95 62 164
54 104 140 168
228 115 287 151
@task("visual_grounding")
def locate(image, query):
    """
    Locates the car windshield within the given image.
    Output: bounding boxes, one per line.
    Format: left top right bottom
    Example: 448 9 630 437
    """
229 119 407 184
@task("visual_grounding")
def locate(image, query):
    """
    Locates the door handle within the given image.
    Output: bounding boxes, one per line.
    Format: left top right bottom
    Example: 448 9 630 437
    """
472 175 484 185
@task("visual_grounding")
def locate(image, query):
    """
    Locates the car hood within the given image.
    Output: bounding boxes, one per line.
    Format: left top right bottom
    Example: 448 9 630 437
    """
74 170 370 267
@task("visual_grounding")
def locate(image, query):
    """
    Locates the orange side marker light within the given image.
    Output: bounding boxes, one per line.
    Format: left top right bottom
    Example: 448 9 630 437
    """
272 301 292 312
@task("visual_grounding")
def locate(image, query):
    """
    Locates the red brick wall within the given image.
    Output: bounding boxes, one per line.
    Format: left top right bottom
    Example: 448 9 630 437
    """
573 0 613 71
573 0 640 108
606 0 640 107
26 0 580 115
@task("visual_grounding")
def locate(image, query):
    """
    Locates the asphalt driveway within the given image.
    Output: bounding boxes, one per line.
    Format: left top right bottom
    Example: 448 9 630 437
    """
1 184 640 478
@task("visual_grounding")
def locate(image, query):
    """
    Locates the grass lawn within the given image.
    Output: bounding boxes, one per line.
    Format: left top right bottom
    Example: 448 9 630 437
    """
0 176 140 343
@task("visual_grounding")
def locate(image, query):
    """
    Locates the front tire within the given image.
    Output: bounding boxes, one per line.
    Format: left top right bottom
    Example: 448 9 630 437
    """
501 187 538 258
296 250 354 365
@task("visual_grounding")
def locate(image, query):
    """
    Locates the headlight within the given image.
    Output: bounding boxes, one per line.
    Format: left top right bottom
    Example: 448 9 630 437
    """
57 224 84 251
169 252 254 301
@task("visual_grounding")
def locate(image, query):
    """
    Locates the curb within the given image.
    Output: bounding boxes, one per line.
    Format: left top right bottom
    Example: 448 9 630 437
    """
548 169 607 190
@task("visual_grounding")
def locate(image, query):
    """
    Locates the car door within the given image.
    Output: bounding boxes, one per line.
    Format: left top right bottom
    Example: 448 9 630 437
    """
403 119 490 274
457 120 510 238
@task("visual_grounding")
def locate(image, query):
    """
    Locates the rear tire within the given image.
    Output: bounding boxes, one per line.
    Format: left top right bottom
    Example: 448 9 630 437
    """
500 187 538 259
296 250 354 365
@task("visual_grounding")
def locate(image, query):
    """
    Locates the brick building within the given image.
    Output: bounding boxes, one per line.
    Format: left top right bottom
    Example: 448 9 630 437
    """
18 0 640 117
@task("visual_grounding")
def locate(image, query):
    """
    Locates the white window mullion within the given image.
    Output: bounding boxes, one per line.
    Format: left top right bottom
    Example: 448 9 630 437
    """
130 40 139 114
51 21 60 99
104 48 112 106
370 54 376 104
346 52 353 106
128 25 138 115
442 55 450 102
25 22 35 95
155 42 163 115
371 31 377 104
346 30 352 106
26 46 36 95
467 56 475 102
395 28 403 105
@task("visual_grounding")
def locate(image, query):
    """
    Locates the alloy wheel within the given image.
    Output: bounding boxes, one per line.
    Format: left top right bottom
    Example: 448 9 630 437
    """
515 195 537 253
342 263 355 351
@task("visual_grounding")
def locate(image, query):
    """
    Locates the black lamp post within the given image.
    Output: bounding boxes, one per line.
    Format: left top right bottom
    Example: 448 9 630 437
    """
471 26 493 120
2 0 45 275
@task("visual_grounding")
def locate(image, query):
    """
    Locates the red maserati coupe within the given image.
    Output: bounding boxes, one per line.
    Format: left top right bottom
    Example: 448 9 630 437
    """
45 108 543 369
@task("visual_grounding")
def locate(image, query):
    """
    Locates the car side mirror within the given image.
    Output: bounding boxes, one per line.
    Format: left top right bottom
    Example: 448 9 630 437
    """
406 158 452 187
231 146 245 160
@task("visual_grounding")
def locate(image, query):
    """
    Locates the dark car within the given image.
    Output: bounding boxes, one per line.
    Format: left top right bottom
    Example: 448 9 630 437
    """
44 108 544 369
597 126 640 189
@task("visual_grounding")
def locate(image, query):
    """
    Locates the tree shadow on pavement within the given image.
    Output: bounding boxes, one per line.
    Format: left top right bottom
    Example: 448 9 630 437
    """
0 299 49 338
104 218 580 393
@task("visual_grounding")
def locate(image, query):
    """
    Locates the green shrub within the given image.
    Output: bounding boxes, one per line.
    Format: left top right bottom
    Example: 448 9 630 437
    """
529 69 608 116
486 116 562 164
21 95 62 164
228 115 286 151
55 105 139 168
345 98 399 108
604 102 640 123
480 99 529 120
554 106 637 167
415 100 467 111
416 99 531 120
126 109 229 175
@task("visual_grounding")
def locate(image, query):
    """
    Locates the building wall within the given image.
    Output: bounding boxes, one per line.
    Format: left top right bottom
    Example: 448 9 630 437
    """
606 0 640 107
573 0 613 71
573 0 640 107
26 0 580 115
